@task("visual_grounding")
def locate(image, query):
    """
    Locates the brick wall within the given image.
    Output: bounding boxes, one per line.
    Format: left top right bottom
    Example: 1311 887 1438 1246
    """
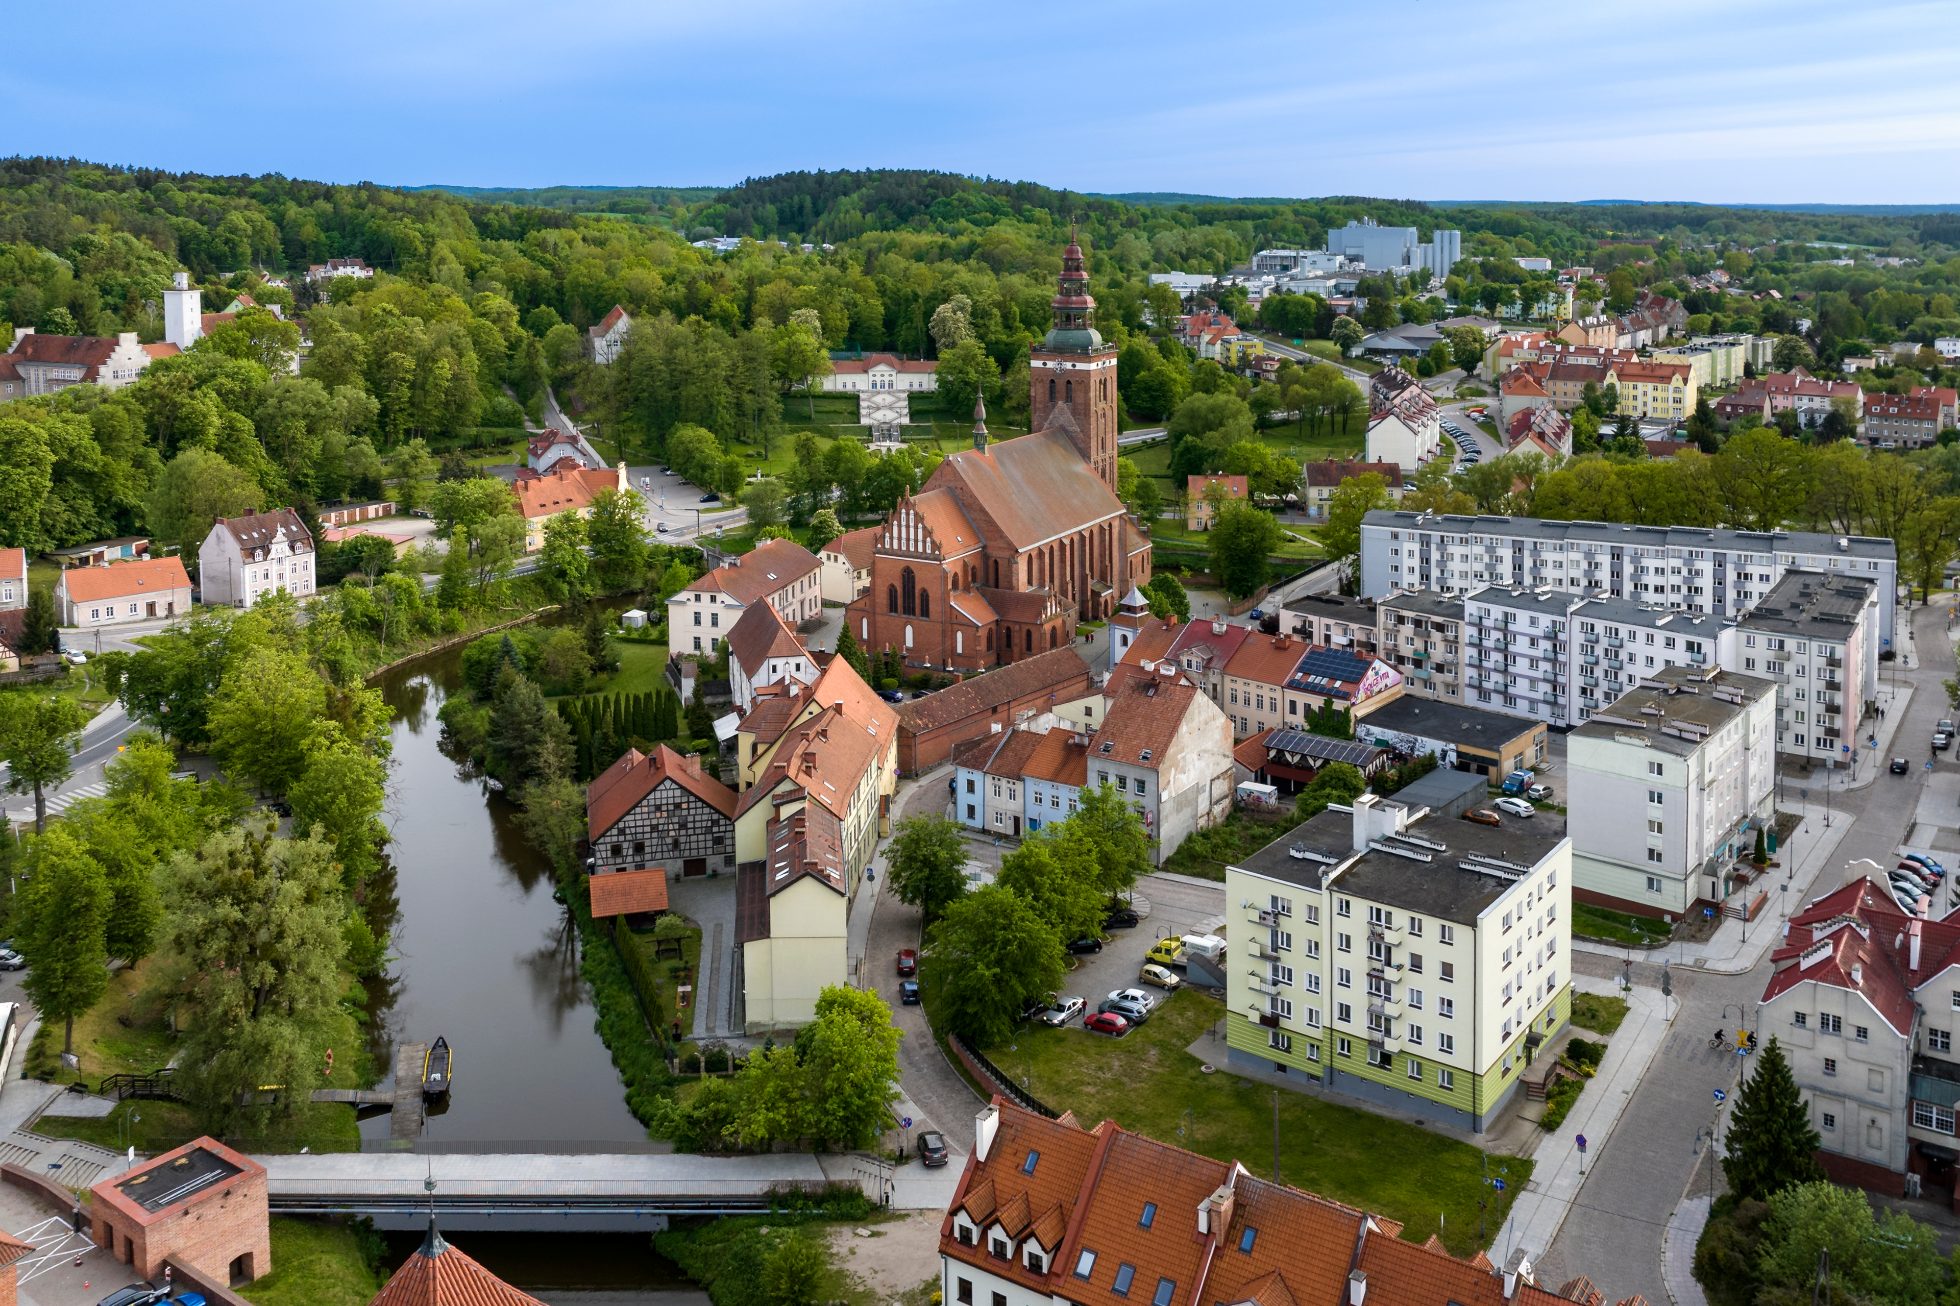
94 1168 270 1285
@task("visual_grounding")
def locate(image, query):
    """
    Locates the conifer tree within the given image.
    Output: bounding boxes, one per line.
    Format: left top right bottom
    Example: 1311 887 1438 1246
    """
1722 1035 1825 1201
834 625 870 680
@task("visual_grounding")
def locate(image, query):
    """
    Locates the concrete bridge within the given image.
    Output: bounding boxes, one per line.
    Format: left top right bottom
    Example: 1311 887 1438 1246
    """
261 1150 963 1231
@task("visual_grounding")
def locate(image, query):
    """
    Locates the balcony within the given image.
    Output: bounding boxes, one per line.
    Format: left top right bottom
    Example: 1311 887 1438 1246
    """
1825 655 1843 670
1688 650 1707 665
1581 654 1599 666
1257 1012 1281 1029
1605 636 1624 649
1581 674 1599 687
1252 907 1278 927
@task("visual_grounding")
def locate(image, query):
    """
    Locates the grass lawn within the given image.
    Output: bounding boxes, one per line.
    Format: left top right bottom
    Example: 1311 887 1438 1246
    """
1572 904 1673 948
1161 808 1300 880
595 640 669 696
999 990 1525 1256
5 663 118 715
1147 519 1323 562
622 922 703 1041
241 1218 383 1306
1571 993 1630 1036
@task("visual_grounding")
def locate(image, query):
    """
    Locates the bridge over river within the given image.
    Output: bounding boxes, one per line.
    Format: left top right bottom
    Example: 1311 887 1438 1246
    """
261 1151 962 1231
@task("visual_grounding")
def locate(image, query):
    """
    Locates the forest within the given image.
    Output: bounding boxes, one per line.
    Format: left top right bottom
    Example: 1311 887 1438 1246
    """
4 157 1960 566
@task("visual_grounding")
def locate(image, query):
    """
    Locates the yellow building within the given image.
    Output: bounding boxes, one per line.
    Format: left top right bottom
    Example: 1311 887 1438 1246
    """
736 806 850 1033
1186 474 1249 531
1221 334 1270 368
1610 360 1697 422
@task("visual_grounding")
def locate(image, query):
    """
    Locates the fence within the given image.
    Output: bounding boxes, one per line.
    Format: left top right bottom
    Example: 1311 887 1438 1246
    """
949 1036 1056 1119
97 1067 184 1103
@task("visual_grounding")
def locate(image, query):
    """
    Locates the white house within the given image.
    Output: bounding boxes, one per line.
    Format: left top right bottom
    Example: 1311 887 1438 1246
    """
1092 663 1235 861
1568 666 1777 919
304 258 374 284
667 537 822 660
821 353 937 428
7 329 172 396
588 305 632 364
725 601 818 714
56 557 192 628
818 525 878 605
0 548 24 611
197 508 317 608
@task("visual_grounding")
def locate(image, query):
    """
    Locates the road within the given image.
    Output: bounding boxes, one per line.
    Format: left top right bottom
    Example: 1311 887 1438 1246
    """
1539 596 1952 1303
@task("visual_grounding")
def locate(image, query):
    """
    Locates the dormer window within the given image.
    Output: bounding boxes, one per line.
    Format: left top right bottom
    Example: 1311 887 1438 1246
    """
990 1235 1011 1260
1025 1247 1046 1274
954 1219 976 1246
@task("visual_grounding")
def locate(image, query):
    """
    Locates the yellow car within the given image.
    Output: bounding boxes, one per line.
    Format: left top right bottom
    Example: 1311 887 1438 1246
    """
1145 938 1186 969
1139 963 1183 990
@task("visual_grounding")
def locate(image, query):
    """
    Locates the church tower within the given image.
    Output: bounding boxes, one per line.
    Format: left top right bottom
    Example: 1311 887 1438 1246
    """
1029 229 1120 495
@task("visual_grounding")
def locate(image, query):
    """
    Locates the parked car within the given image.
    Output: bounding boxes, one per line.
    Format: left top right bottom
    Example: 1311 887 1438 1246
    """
1893 757 1912 774
1020 993 1059 1022
171 1294 208 1306
1145 938 1186 968
1935 732 1952 752
1099 997 1151 1025
1464 808 1502 827
1084 1011 1132 1036
64 650 87 665
1897 862 1939 887
1066 935 1104 955
1493 796 1536 818
916 1130 949 1168
1525 783 1553 802
896 948 918 977
1940 719 1956 735
1039 996 1086 1026
1139 963 1182 990
0 950 25 971
1903 851 1947 874
1102 906 1140 930
899 979 920 1005
699 492 720 503
97 1285 163 1306
1108 987 1157 1012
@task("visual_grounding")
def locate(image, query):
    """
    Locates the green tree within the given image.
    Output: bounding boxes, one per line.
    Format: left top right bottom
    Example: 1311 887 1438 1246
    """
0 694 89 833
1321 472 1392 586
760 1238 826 1306
469 513 526 595
15 827 111 1054
806 507 843 549
936 338 998 423
1208 500 1280 601
431 476 517 539
833 623 870 680
512 776 588 876
1143 573 1191 622
288 727 388 887
1756 1181 1943 1306
1898 497 1960 601
790 985 901 1150
740 477 788 529
1057 784 1151 900
883 815 970 922
771 317 831 419
995 836 1104 948
145 447 264 556
1295 762 1367 822
924 885 1065 1046
540 510 594 605
1721 1034 1824 1201
19 587 57 656
586 488 648 594
206 646 327 796
163 823 349 1132
1329 316 1364 354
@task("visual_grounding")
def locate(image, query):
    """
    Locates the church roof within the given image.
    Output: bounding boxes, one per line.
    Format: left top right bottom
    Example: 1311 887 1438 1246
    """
927 431 1125 553
369 1222 546 1306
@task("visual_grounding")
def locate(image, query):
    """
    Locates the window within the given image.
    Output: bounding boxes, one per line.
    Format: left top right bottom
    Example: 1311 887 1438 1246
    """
1338 1036 1352 1057
1438 1068 1454 1089
1338 899 1351 917
1153 1279 1176 1306
1915 1102 1956 1134
1648 788 1665 805
1269 895 1292 917
1439 924 1455 944
1407 917 1423 937
1646 873 1664 891
1304 973 1321 994
1112 1264 1135 1296
1337 932 1351 953
1239 1228 1257 1254
1439 997 1454 1018
1823 1057 1837 1076
1408 1058 1423 1081
991 1236 1010 1259
1022 1149 1040 1174
1821 1013 1842 1035
1647 850 1665 866
1822 1112 1837 1130
1794 1012 1808 1028
1075 1250 1097 1279
1648 760 1664 776
1138 1202 1156 1229
1932 1030 1952 1053
1647 818 1664 834
1407 988 1423 1009
1337 967 1351 989
1337 1002 1352 1024
1407 1024 1423 1045
1440 961 1455 982
1439 1033 1455 1054
1854 1025 1869 1043
956 1279 973 1305
1268 1029 1291 1053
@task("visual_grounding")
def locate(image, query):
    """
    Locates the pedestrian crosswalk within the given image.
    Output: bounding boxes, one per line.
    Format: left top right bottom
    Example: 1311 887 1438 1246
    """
2 780 106 825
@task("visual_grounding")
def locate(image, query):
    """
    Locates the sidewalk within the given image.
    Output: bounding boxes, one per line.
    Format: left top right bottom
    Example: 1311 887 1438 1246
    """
1493 975 1673 1263
1660 1189 1711 1306
1574 796 1855 976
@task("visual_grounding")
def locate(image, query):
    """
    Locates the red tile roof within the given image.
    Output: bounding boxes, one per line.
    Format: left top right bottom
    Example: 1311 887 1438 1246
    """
898 647 1091 735
684 537 822 605
1304 459 1404 490
1022 726 1091 786
830 351 936 374
1093 672 1201 769
8 332 118 368
765 805 846 898
0 547 23 586
591 305 629 337
141 343 181 360
369 1226 547 1306
515 464 619 521
1225 633 1312 690
738 657 898 822
925 429 1127 553
1760 876 1960 1037
586 744 737 842
1867 393 1941 421
59 556 190 604
1188 474 1249 500
587 868 671 918
725 600 806 678
213 507 313 556
823 524 881 571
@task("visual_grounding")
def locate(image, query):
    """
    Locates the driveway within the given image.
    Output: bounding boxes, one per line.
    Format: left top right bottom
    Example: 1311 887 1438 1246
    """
664 875 741 1043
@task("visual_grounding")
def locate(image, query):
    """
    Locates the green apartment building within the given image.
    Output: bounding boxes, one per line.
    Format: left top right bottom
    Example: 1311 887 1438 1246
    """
1224 784 1572 1133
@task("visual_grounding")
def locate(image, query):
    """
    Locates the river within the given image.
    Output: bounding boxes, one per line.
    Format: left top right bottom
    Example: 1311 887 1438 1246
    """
361 649 650 1148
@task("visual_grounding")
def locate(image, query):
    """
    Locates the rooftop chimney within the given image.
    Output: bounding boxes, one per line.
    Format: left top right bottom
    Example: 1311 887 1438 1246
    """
1502 1248 1534 1300
1348 1271 1368 1306
974 1104 1000 1162
1910 916 1923 971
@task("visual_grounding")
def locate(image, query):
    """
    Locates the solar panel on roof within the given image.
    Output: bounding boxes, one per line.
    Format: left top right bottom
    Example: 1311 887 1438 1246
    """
1263 729 1378 767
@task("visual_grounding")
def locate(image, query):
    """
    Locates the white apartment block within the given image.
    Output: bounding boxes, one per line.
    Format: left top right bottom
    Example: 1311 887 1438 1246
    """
1358 510 1899 645
1728 570 1880 763
197 508 316 608
1223 792 1571 1133
1375 590 1465 704
1567 667 1777 919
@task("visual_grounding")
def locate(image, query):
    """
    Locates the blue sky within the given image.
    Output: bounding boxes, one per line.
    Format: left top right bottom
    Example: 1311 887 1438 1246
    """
7 0 1958 203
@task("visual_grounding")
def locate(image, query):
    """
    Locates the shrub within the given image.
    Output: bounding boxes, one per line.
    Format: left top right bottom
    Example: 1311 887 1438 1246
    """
1562 1038 1605 1076
1540 1076 1584 1131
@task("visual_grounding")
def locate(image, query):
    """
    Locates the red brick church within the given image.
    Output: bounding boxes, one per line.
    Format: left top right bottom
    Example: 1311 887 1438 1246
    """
845 234 1150 673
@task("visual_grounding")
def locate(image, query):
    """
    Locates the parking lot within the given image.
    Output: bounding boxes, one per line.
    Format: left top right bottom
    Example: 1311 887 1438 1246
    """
1040 873 1226 1031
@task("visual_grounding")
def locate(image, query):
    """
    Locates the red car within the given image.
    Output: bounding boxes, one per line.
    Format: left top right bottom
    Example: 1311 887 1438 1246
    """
896 949 918 977
1084 1011 1131 1036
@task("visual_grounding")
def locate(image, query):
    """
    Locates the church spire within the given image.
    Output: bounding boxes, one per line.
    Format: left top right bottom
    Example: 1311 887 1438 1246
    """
971 391 989 451
1043 221 1101 352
